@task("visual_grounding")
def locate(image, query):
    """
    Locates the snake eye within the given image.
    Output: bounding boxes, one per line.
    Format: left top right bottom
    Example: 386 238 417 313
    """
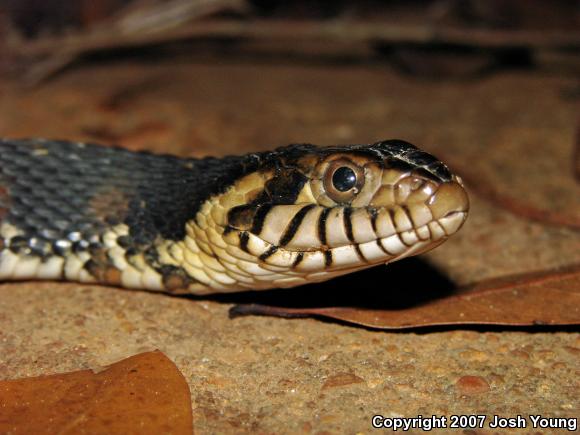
323 159 365 203
332 167 357 191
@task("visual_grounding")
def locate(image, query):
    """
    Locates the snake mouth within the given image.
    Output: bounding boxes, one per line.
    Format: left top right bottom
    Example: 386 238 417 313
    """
222 179 469 277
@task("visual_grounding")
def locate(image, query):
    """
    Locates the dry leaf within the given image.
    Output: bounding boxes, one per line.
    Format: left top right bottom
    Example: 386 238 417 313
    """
0 350 193 434
230 266 580 329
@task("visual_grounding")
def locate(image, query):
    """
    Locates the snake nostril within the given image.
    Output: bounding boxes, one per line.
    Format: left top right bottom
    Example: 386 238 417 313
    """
392 176 436 206
409 177 424 190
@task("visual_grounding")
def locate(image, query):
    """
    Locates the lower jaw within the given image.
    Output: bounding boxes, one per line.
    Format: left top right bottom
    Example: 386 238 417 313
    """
209 212 466 292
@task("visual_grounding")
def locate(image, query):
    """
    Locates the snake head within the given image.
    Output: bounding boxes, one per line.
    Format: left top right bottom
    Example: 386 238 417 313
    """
193 140 468 292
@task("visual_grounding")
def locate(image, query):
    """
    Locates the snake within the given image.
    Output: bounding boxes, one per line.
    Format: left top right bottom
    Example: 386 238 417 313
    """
0 138 469 295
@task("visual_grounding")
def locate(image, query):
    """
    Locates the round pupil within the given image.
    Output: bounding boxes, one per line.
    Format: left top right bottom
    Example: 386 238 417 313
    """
332 166 357 192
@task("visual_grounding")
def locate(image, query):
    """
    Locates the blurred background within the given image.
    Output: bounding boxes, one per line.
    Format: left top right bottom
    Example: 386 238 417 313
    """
0 0 578 152
2 1 579 83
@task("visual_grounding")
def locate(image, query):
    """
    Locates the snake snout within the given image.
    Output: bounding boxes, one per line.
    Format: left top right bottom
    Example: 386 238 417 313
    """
427 179 469 236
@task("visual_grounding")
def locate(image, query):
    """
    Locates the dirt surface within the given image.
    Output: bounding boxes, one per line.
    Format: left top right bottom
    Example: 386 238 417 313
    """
0 59 578 433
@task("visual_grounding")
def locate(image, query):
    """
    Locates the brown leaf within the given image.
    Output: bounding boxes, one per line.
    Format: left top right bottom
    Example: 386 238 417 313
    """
230 266 580 329
0 350 193 434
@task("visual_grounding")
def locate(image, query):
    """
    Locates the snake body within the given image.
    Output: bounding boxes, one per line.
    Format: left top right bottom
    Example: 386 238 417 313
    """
0 138 468 294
